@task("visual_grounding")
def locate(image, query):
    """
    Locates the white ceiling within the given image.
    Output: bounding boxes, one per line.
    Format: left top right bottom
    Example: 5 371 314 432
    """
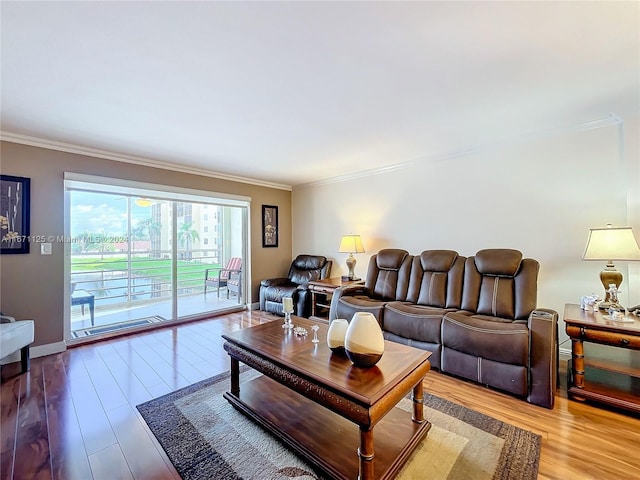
1 1 638 187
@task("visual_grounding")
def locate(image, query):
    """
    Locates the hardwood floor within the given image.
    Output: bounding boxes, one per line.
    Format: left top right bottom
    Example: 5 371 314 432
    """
2 311 639 480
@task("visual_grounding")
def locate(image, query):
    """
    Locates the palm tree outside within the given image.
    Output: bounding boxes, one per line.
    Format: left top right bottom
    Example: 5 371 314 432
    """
178 223 200 261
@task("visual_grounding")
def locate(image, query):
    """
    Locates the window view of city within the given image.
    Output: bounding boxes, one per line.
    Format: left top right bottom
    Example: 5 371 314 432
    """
68 190 245 337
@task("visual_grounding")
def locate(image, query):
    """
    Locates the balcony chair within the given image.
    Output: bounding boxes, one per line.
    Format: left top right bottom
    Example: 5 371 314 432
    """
260 255 332 317
227 271 242 304
204 257 242 298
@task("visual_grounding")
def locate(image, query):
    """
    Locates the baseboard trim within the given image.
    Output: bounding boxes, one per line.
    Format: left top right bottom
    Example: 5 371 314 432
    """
1 341 66 366
34 341 67 358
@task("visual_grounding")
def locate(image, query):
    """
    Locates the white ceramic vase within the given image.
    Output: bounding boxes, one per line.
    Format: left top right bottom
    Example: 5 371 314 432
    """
326 319 349 355
344 312 384 368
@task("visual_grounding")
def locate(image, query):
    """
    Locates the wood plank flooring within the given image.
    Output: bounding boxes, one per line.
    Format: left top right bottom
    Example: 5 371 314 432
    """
2 310 639 480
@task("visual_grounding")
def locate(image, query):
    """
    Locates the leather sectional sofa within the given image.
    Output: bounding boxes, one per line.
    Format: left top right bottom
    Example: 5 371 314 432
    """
328 248 558 408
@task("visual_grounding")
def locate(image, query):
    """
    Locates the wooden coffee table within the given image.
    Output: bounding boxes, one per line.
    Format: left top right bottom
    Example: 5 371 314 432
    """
222 317 432 480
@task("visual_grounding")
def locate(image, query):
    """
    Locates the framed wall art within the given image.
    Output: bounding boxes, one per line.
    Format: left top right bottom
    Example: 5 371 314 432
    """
262 205 278 248
1 175 31 254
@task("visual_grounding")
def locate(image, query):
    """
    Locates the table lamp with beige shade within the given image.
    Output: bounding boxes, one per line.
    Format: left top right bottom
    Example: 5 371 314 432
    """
338 234 365 281
582 224 640 310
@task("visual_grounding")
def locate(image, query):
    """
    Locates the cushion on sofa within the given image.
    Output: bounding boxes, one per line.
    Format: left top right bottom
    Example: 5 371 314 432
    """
474 248 523 276
333 249 412 322
441 312 529 366
382 301 453 369
364 249 412 301
383 302 449 344
406 250 465 308
336 296 386 321
461 250 539 320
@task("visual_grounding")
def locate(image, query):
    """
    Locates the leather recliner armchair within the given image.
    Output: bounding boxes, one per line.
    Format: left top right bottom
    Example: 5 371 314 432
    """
260 255 332 317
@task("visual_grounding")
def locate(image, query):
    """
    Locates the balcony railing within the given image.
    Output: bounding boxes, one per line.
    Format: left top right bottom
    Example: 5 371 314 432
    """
70 248 223 312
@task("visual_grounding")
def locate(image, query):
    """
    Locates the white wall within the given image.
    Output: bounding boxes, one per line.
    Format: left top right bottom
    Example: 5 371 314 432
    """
292 113 640 344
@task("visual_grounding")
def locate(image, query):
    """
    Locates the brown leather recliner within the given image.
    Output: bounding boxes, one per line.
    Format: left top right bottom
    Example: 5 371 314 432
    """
382 250 465 370
441 249 558 408
260 255 332 317
330 249 413 321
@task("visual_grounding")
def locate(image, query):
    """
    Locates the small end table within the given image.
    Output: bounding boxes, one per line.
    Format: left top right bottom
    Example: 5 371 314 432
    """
564 303 640 413
308 277 364 318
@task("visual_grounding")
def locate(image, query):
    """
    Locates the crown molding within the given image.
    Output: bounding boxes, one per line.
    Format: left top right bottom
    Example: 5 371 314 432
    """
0 131 292 191
294 112 630 190
2 110 635 192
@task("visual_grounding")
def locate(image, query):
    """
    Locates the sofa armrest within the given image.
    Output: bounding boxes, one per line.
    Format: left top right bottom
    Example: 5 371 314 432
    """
328 285 368 321
527 308 558 409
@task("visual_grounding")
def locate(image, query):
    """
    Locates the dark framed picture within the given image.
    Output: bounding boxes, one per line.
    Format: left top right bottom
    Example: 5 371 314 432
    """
262 205 278 248
1 175 31 254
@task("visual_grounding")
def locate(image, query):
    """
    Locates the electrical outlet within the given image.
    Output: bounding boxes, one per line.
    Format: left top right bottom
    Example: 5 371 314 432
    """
41 243 52 255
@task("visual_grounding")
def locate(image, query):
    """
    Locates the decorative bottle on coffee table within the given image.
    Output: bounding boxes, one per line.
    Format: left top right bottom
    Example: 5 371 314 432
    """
327 318 349 355
344 312 384 367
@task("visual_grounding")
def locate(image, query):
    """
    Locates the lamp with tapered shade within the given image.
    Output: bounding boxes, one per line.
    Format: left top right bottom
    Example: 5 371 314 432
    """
582 225 640 309
339 234 365 281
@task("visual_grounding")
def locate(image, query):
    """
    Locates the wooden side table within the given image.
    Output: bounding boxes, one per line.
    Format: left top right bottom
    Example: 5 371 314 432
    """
308 277 364 318
564 303 640 413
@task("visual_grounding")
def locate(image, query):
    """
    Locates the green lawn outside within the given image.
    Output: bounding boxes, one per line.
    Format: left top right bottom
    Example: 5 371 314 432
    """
71 257 222 286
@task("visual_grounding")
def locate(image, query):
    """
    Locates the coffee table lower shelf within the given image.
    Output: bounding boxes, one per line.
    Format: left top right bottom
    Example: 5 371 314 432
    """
224 374 430 480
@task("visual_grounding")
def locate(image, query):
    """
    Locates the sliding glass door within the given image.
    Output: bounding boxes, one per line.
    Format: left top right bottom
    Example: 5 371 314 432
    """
175 202 246 318
65 175 249 339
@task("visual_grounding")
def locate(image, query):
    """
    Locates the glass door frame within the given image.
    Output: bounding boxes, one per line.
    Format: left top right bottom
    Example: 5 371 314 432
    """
63 172 251 342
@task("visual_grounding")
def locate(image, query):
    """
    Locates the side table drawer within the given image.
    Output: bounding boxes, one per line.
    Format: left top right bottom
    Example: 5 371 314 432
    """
309 285 334 295
566 325 640 349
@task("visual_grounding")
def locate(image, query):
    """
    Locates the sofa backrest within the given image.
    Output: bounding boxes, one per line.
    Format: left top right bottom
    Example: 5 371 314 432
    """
407 250 465 308
461 249 539 320
288 255 332 286
364 249 413 301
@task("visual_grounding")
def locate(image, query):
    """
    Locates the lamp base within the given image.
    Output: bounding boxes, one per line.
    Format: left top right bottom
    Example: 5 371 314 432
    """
599 264 623 306
345 253 356 281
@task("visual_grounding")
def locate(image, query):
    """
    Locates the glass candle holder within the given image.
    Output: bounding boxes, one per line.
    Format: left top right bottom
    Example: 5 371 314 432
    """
282 297 294 329
283 311 293 329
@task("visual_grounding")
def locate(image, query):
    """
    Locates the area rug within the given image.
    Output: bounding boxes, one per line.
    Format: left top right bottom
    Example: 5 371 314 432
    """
137 370 540 480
